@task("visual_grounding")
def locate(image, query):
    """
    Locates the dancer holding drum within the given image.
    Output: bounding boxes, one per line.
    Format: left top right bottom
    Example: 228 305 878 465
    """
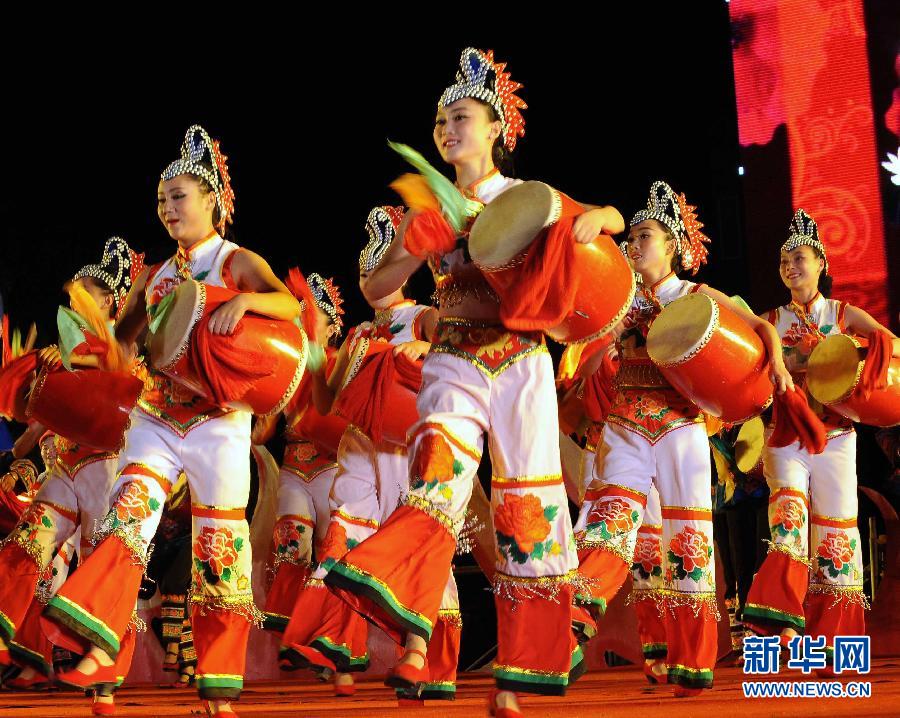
0 237 144 715
323 50 625 717
42 126 301 718
282 206 464 702
743 209 899 670
558 337 670 685
574 181 793 696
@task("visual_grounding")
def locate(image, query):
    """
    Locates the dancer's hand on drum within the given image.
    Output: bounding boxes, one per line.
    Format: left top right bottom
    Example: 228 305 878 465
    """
38 345 62 368
207 295 249 335
770 360 794 394
572 207 616 244
393 340 430 361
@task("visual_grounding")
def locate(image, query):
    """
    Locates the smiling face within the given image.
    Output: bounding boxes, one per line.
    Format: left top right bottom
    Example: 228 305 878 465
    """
433 97 501 167
157 175 216 245
626 220 677 277
779 245 823 292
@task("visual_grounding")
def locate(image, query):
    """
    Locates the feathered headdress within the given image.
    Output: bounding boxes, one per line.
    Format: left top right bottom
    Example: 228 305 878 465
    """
360 206 404 273
630 181 710 275
781 209 828 274
438 48 527 151
72 237 145 319
161 125 235 232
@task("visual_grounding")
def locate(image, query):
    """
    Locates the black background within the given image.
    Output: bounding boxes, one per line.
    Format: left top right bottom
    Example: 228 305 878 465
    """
0 5 754 340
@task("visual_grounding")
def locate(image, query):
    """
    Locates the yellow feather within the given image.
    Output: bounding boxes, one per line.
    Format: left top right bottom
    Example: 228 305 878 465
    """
389 173 440 212
66 282 126 372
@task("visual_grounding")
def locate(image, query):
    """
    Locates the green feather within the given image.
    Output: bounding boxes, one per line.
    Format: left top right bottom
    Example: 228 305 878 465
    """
148 292 177 335
388 141 468 232
57 306 89 371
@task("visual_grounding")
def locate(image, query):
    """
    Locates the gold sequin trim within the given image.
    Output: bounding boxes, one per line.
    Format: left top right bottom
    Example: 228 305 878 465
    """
807 583 870 610
405 494 458 536
91 518 150 570
189 593 265 628
492 663 567 679
764 540 814 569
492 570 577 605
606 414 705 445
657 590 721 621
430 342 547 379
437 609 462 629
576 537 633 566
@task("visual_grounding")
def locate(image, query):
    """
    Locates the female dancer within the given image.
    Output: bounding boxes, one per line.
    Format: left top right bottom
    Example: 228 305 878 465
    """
573 181 793 696
323 49 624 716
42 125 300 718
0 238 143 714
743 209 899 670
282 206 456 700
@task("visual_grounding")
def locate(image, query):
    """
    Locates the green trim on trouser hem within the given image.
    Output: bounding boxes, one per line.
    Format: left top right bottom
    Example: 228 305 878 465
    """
262 613 288 633
324 562 433 640
43 597 120 658
8 640 51 675
568 645 586 684
0 609 17 643
197 675 243 700
310 636 369 673
743 604 805 631
668 665 714 689
494 666 568 697
642 642 668 659
574 595 607 614
420 683 456 700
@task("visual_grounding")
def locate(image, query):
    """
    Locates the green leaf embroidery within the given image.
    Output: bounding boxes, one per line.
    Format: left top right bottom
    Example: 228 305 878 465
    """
234 537 244 552
221 567 232 583
347 538 359 549
452 459 465 477
41 516 53 528
149 498 161 512
531 542 544 560
544 505 559 522
194 270 210 281
651 565 663 577
630 510 639 523
820 324 833 335
688 566 704 582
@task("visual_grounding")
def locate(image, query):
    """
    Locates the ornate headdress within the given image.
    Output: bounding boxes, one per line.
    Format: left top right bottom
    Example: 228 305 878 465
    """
73 237 145 319
630 181 710 275
306 273 345 331
360 206 404 273
438 48 527 151
781 209 828 274
161 125 235 233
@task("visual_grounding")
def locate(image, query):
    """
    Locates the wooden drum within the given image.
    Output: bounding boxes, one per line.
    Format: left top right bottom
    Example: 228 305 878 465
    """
147 280 307 416
646 293 773 423
468 181 635 344
807 334 900 427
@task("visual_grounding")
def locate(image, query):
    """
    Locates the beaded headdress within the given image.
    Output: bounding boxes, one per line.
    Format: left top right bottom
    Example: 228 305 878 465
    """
306 273 344 331
360 206 404 273
161 125 235 233
630 181 710 275
72 237 145 319
781 209 828 274
438 48 527 151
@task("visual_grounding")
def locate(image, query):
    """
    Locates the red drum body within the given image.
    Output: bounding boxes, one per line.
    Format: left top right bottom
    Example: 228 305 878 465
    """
468 181 635 344
341 338 419 445
148 280 307 416
807 334 900 427
26 368 143 451
646 293 774 423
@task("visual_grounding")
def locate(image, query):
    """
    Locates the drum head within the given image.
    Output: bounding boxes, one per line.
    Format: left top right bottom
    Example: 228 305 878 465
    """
807 334 862 405
734 416 765 475
147 279 204 370
646 293 716 367
469 181 558 268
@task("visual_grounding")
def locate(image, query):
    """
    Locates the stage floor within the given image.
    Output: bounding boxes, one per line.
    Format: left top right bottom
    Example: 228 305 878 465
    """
2 660 899 717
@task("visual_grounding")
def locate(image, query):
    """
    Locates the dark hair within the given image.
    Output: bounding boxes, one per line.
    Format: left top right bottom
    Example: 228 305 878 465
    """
474 99 514 175
192 166 236 242
798 244 832 298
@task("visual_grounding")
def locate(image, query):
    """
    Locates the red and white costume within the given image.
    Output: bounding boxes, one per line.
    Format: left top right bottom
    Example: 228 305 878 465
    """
744 261 866 653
